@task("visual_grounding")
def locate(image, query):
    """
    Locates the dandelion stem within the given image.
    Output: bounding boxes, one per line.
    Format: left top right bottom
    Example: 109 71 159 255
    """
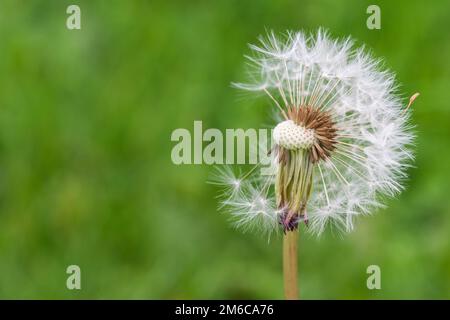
283 230 299 299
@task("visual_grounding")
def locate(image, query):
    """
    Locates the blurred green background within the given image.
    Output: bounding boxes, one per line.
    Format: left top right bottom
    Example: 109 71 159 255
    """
0 0 449 299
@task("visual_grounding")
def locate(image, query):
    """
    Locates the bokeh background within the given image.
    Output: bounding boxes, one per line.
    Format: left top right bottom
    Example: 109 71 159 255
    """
0 0 449 299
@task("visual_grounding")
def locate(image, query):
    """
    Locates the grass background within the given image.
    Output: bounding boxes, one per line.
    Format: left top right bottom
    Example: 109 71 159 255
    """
0 0 449 299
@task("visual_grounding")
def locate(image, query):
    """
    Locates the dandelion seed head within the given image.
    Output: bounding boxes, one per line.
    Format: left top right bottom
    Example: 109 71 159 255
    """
217 29 415 236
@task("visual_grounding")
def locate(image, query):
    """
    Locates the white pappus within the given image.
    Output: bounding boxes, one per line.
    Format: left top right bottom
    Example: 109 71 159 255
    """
212 29 416 236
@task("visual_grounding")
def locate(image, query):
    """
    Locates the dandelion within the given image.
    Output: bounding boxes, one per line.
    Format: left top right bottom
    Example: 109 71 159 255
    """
214 29 417 299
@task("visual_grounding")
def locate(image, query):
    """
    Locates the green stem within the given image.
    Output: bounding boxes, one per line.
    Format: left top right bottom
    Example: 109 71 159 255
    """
283 230 299 300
